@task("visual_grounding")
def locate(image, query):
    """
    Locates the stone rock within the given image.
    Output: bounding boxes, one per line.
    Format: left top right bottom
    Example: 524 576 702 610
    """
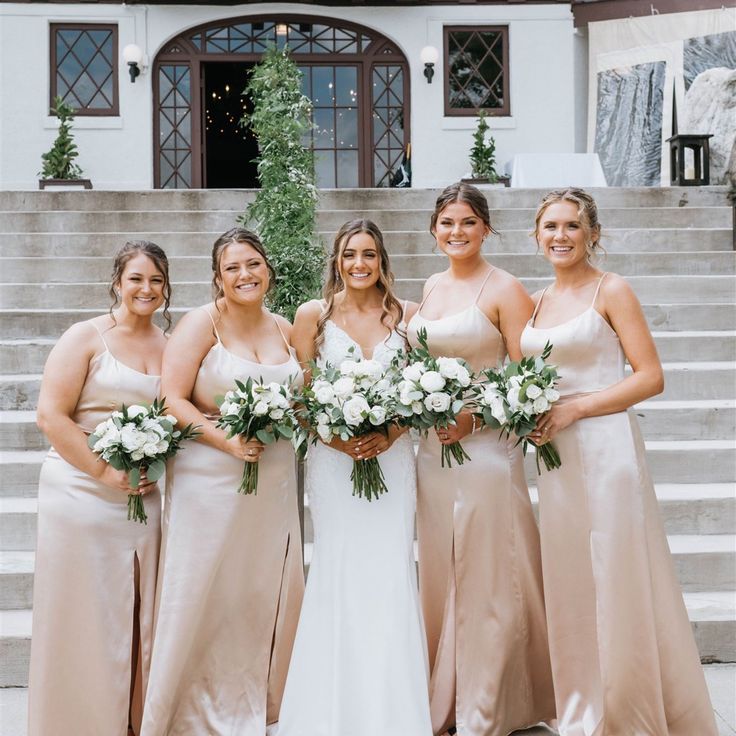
682 67 736 185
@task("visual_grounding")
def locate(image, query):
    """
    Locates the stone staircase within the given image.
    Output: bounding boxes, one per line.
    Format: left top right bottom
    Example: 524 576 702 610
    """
1 187 735 689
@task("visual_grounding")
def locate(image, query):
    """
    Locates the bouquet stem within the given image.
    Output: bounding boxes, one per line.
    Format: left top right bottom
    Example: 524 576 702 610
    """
127 493 148 525
351 457 388 501
441 440 471 469
535 442 561 474
238 460 259 495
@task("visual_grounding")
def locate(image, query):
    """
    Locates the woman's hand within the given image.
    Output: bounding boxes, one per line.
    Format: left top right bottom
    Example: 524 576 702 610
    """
96 464 158 495
224 435 265 463
330 428 400 460
435 412 474 445
529 401 581 444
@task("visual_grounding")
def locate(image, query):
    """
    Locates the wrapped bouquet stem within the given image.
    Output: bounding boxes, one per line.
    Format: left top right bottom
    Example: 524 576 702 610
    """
88 398 201 523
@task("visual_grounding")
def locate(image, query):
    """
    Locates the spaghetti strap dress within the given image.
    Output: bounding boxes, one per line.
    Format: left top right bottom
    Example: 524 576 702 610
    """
520 274 717 736
140 309 304 736
407 272 555 736
28 322 162 736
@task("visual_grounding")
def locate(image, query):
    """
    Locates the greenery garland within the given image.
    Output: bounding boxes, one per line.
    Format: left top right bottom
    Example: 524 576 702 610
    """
239 46 324 321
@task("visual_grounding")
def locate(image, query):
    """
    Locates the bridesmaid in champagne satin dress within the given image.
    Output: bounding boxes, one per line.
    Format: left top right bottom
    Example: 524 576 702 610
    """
520 188 716 736
29 242 171 736
141 229 304 735
407 183 555 736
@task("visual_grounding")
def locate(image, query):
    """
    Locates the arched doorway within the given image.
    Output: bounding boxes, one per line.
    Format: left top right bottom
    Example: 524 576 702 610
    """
153 16 410 188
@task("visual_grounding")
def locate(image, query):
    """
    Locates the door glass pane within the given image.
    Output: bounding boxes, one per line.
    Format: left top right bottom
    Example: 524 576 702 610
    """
314 107 335 148
335 66 357 106
336 107 358 149
312 66 335 106
337 150 359 188
315 151 336 188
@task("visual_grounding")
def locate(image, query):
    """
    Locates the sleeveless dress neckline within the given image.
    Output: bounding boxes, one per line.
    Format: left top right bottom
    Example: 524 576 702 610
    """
90 348 161 379
208 340 296 369
324 318 403 361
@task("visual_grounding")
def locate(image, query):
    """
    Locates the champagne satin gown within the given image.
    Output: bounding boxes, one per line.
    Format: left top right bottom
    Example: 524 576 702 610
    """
141 311 304 735
407 272 555 736
28 322 162 736
520 274 717 736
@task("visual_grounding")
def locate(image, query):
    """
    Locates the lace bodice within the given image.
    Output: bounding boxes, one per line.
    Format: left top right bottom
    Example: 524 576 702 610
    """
317 320 406 369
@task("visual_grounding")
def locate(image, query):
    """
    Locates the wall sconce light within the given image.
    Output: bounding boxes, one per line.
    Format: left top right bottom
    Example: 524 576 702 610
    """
123 44 144 83
276 23 288 36
420 46 439 84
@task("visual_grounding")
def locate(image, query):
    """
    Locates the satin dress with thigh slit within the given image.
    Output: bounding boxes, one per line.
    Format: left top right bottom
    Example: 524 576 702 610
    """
141 312 304 736
520 275 717 736
28 325 162 736
407 274 555 736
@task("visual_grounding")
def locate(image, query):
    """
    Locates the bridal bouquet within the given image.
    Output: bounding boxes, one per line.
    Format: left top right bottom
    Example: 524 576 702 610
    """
395 327 473 468
298 353 399 501
88 398 201 523
472 342 562 474
216 378 300 495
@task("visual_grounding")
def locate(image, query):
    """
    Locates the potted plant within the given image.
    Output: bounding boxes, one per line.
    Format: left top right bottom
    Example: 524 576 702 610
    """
39 96 92 190
463 110 509 187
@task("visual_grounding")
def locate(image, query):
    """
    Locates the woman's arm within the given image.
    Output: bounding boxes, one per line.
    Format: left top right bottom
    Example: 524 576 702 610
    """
533 275 664 441
291 300 321 385
161 308 264 462
494 273 535 362
35 321 151 493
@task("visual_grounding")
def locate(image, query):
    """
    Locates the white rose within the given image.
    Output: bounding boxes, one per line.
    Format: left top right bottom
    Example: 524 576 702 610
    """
131 449 145 462
314 383 336 405
424 392 451 413
455 365 471 387
226 403 241 416
412 401 424 414
508 387 521 409
368 406 387 426
126 405 147 419
273 393 291 409
333 377 355 399
532 396 550 414
120 424 146 453
544 388 560 403
342 396 369 426
525 384 543 400
340 359 358 376
357 359 383 379
93 425 120 452
111 411 124 420
491 398 507 425
253 401 269 416
142 442 160 457
437 357 460 379
316 412 330 426
508 375 522 388
482 386 501 405
402 363 425 382
419 371 445 393
155 439 169 454
317 423 332 442
269 408 285 420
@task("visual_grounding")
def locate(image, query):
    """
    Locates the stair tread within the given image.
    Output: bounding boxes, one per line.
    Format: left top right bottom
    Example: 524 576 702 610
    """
667 535 736 553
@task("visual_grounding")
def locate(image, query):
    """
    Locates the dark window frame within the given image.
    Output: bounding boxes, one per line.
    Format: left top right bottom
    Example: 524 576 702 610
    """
444 25 510 117
50 22 119 116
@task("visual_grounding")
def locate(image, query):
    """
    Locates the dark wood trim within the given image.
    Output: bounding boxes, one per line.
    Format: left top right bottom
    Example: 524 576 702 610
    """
443 25 510 117
571 0 735 27
153 13 410 188
50 22 119 117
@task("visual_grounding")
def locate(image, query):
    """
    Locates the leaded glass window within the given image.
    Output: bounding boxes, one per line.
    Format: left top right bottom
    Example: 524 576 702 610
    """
445 26 509 116
50 24 118 115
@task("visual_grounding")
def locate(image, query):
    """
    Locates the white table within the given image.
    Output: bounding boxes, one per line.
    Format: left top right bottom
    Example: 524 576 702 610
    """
509 153 608 188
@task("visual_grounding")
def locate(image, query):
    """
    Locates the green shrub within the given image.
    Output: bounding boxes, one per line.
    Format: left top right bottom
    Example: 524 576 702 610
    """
239 46 324 321
469 110 499 182
40 96 84 180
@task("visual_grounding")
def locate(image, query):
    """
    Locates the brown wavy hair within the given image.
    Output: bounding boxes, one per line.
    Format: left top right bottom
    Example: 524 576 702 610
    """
315 219 404 354
533 187 605 259
210 227 276 310
429 181 499 238
108 240 172 332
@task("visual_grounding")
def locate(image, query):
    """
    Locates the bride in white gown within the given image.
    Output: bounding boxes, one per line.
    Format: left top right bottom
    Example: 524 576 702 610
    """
277 220 432 736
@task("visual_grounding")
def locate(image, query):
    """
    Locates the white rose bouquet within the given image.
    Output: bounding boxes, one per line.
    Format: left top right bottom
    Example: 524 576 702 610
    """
216 377 301 495
472 341 562 474
87 398 201 523
298 353 400 501
395 327 474 468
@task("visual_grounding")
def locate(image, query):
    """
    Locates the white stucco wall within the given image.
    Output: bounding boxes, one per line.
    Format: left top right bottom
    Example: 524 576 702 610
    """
0 2 576 190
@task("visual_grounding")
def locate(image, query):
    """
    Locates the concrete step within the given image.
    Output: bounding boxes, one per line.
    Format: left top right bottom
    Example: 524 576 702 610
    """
0 206 731 234
3 227 733 257
2 363 733 412
0 551 33 609
0 186 729 212
2 302 734 340
643 441 735 484
2 332 732 377
4 275 734 312
1 590 733 688
2 252 734 284
0 452 47 496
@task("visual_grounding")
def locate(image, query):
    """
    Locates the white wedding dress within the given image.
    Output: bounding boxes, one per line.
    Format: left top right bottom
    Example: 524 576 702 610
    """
277 319 432 736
